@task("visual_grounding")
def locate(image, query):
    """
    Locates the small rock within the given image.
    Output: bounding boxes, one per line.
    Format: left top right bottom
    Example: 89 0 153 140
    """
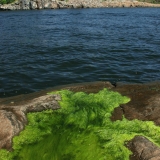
127 135 160 160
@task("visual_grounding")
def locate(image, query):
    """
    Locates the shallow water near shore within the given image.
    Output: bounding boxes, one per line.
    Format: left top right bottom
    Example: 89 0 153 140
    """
0 8 160 98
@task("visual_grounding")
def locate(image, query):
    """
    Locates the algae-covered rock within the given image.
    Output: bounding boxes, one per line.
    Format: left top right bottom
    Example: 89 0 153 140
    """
0 88 131 160
0 81 113 151
1 81 160 160
1 87 160 160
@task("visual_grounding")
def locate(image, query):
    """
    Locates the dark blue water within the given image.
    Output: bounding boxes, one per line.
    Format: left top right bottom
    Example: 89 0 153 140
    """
0 8 160 97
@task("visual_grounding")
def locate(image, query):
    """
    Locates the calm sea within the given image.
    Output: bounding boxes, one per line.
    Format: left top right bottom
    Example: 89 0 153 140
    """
0 8 160 97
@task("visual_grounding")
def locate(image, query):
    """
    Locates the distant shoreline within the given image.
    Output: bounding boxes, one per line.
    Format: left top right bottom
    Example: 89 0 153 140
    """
1 0 160 11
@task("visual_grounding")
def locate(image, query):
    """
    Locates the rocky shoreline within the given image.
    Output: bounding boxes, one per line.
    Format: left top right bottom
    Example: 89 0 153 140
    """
0 0 160 10
1 81 160 159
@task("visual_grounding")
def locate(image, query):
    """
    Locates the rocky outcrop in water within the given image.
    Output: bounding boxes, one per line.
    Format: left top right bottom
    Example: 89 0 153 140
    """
0 0 160 10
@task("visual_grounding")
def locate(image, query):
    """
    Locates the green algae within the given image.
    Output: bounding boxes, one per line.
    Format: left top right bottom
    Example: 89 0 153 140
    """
1 88 160 160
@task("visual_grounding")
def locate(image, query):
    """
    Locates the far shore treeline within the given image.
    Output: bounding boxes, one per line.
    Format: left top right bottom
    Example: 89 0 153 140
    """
0 0 14 4
0 0 160 5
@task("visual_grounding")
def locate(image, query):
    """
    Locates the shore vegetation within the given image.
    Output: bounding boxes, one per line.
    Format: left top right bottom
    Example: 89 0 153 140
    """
0 0 14 5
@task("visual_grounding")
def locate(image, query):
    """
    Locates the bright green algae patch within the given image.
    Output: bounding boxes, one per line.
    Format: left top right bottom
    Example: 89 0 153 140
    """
1 88 160 160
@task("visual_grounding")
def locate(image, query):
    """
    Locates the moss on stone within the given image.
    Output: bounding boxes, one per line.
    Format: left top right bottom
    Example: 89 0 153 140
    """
0 88 160 160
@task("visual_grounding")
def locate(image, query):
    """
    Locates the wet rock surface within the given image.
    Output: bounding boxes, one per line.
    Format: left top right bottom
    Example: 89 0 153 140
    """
111 82 160 160
1 81 160 159
111 82 160 125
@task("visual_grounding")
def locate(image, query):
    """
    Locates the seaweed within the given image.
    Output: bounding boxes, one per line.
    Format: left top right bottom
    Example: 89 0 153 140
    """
0 88 160 160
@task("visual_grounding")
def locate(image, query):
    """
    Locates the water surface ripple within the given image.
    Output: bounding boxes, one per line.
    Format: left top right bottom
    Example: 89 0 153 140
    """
0 8 160 97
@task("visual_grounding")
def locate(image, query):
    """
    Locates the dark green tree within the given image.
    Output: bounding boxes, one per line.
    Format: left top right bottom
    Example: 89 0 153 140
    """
0 0 15 4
